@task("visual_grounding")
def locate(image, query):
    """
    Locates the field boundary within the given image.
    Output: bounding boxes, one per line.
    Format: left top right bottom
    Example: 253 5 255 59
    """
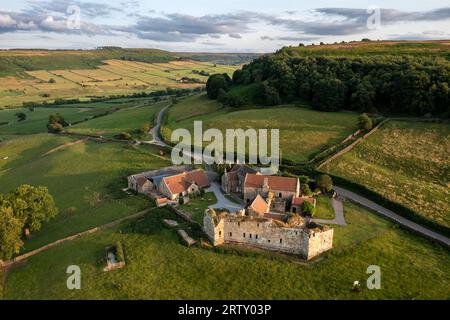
0 207 155 270
316 119 388 170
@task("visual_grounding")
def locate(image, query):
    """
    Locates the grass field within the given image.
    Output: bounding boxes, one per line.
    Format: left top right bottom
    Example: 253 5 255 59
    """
67 100 170 138
163 97 359 162
0 59 238 108
0 97 160 135
179 192 218 224
314 196 335 220
325 120 450 229
0 134 171 252
165 93 222 123
3 202 449 300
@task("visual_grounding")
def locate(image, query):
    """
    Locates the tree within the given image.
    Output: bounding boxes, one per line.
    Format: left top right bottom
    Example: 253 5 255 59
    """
48 78 56 83
140 123 151 134
316 175 333 193
47 113 68 132
9 185 58 235
15 112 26 122
47 122 63 133
206 74 231 99
300 183 312 196
312 78 345 111
301 201 316 217
259 81 281 106
0 198 24 260
358 113 373 131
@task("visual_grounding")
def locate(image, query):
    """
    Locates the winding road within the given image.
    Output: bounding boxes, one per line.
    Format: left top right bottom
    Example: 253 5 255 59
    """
335 186 450 247
148 104 450 248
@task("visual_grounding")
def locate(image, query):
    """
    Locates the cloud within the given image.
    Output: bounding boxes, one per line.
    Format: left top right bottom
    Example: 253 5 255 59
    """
27 0 120 18
263 7 450 36
0 5 449 45
229 33 242 39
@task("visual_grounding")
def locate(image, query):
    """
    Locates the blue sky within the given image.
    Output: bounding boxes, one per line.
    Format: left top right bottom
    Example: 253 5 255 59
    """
0 0 449 51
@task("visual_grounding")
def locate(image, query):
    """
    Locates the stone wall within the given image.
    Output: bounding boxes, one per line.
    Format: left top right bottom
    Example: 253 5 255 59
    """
305 228 334 260
204 210 334 260
223 216 310 257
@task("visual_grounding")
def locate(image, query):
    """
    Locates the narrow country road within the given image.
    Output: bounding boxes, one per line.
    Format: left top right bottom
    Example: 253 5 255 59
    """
334 186 450 247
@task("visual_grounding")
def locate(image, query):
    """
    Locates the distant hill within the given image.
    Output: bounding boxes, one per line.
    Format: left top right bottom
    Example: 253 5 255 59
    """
280 40 450 59
0 48 175 77
0 48 260 77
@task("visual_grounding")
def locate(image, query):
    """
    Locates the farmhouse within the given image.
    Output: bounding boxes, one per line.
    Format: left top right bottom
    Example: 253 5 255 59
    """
159 169 210 200
203 208 333 260
127 165 210 203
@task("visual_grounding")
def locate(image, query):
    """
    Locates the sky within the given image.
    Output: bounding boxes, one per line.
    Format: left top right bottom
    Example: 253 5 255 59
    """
0 0 449 52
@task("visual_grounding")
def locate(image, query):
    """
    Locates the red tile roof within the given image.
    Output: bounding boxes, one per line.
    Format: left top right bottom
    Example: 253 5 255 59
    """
248 194 269 215
156 197 169 205
244 174 298 193
292 197 315 206
163 169 209 196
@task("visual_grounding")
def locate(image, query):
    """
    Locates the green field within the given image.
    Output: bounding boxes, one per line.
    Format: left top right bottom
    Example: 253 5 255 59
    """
325 120 450 229
179 192 218 224
0 134 171 251
163 98 359 162
3 202 449 300
165 93 222 123
67 100 170 138
314 196 335 220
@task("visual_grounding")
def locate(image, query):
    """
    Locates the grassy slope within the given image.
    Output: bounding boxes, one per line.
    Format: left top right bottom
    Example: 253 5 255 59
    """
163 98 358 162
0 134 171 251
4 202 449 300
326 120 450 229
166 93 222 123
68 100 170 138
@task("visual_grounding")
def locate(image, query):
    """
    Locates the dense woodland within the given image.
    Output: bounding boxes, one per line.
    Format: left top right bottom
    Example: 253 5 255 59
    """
207 46 450 117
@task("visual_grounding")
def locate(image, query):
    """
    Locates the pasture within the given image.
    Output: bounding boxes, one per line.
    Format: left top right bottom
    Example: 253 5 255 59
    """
67 100 170 138
0 59 238 108
0 134 171 251
325 120 450 229
3 202 449 300
162 99 359 162
0 97 159 135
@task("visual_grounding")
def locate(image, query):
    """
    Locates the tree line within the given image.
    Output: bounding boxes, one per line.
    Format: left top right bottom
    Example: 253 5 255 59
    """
207 53 449 117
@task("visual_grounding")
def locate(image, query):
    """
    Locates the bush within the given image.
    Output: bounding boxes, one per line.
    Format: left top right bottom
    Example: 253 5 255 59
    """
114 132 132 140
47 122 63 133
222 94 245 108
301 201 316 216
358 113 373 131
15 112 26 121
316 174 333 193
